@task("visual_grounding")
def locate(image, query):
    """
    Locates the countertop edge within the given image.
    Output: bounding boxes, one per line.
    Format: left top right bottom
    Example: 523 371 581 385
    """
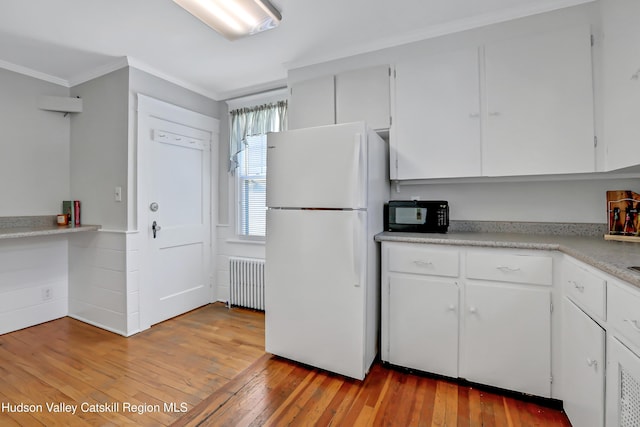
0 225 102 240
375 232 640 289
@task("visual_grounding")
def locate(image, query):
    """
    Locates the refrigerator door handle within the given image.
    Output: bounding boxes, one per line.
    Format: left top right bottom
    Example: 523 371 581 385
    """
353 133 364 208
352 212 363 287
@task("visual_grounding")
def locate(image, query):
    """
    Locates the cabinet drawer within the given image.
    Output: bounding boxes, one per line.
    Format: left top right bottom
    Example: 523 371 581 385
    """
466 252 552 285
563 259 606 321
388 245 459 277
608 282 640 351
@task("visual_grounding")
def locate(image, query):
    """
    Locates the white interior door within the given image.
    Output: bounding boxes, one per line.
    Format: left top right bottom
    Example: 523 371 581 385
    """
147 118 212 326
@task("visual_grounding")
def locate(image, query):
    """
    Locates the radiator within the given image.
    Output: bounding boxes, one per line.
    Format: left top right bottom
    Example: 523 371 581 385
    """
229 257 265 311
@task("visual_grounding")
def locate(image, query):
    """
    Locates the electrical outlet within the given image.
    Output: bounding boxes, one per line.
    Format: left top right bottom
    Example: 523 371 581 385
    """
42 287 53 301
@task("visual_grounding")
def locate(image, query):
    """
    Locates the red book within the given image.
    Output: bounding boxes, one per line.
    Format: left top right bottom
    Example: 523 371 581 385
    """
74 200 81 226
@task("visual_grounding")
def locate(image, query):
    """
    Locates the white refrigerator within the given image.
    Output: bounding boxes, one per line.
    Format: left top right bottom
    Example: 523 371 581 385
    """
265 121 389 380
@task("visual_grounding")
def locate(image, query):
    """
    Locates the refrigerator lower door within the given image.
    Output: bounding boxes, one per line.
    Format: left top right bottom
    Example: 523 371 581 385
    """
265 209 368 380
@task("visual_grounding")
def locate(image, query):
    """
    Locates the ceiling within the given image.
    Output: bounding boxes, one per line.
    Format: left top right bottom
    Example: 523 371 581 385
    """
0 0 594 101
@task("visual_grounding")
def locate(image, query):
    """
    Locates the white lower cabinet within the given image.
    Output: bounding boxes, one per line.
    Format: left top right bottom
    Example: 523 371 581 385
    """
388 275 459 377
381 239 640 423
562 298 605 427
606 336 640 427
461 281 551 397
382 242 460 377
606 280 640 427
381 242 552 398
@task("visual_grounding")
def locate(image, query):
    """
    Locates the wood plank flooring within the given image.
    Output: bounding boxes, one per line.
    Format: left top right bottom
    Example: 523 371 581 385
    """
172 354 572 427
0 303 571 426
0 303 264 426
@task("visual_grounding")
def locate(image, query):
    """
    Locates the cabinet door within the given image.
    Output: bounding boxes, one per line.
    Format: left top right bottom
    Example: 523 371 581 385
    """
483 25 595 176
461 282 551 397
392 48 482 179
562 299 605 427
336 65 390 130
388 275 459 378
288 75 335 130
606 335 640 427
602 0 640 171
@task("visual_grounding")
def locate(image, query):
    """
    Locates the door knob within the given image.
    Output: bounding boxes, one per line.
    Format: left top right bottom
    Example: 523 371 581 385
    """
152 220 161 238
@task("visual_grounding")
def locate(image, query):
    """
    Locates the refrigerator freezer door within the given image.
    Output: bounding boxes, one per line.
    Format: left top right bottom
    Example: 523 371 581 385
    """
267 123 367 209
265 208 369 380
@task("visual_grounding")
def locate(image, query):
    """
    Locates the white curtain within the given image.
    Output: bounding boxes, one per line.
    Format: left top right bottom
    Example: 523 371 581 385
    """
229 100 287 172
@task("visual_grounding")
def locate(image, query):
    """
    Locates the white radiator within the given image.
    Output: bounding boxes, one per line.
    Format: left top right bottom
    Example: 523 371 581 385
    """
229 257 265 311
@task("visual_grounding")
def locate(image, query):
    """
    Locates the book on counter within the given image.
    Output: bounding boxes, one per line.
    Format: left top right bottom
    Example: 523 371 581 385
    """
62 200 81 227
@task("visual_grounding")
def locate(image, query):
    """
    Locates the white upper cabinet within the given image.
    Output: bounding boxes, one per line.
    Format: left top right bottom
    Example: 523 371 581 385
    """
335 65 391 131
483 25 595 177
288 75 336 130
602 0 640 171
391 25 595 180
391 48 482 180
287 65 391 131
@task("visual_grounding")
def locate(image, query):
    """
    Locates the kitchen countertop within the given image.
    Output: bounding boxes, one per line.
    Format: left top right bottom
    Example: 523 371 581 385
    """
375 231 640 288
0 215 101 240
0 224 101 240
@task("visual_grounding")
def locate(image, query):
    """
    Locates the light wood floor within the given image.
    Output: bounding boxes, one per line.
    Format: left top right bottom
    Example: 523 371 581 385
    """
0 303 571 426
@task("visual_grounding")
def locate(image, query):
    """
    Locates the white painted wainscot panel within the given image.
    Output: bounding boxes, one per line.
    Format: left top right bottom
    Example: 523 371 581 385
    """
0 237 68 335
68 230 139 336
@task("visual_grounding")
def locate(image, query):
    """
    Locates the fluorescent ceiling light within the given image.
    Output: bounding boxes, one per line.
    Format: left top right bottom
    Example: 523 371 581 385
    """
173 0 282 40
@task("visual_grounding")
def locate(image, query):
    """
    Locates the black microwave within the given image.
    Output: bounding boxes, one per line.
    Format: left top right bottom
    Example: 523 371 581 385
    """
384 200 449 233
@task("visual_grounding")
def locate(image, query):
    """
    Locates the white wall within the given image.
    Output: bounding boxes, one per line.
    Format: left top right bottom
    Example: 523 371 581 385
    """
0 69 72 333
70 68 129 231
394 176 640 223
0 69 71 216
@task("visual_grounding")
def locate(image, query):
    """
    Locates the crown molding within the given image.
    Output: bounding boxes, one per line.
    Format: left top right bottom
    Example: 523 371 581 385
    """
67 57 130 87
0 59 69 87
126 57 221 101
285 0 596 71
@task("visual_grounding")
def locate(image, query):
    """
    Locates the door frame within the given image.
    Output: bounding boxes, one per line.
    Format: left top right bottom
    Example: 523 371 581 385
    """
136 94 220 331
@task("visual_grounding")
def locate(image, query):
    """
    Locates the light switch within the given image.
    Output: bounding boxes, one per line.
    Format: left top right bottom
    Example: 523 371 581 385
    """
115 186 122 202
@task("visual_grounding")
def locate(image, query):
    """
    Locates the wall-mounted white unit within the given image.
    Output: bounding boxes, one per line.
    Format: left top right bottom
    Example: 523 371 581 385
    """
38 96 83 113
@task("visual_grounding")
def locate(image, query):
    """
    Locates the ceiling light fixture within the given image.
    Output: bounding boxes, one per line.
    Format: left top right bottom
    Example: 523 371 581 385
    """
173 0 282 40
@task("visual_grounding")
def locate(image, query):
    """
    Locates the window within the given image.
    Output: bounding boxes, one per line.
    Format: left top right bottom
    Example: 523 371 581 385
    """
229 100 286 238
237 134 267 236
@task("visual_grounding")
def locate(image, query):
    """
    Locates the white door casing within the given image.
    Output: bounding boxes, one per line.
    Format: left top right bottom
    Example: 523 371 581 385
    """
137 94 219 330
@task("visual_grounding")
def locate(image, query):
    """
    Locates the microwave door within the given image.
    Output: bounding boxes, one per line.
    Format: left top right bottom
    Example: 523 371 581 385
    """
395 207 428 225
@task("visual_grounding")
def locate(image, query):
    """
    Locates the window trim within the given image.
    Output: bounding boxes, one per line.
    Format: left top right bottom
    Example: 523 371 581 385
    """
226 88 287 241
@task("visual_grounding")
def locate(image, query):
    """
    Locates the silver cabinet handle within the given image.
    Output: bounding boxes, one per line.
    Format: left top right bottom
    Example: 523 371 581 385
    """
414 260 433 267
497 265 520 272
624 319 640 332
568 280 584 292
